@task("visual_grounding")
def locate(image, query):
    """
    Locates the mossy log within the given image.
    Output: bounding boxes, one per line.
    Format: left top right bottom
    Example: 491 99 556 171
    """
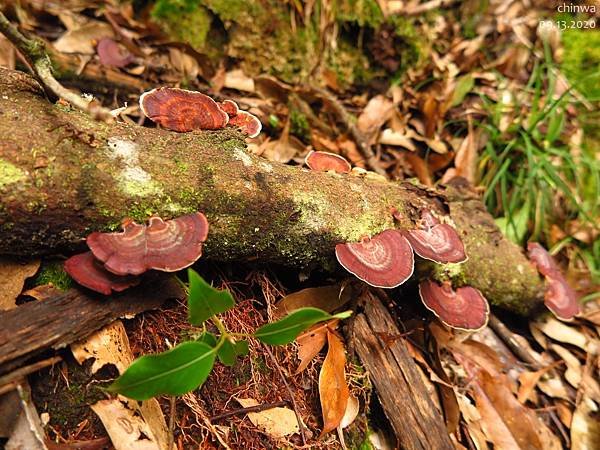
0 68 543 315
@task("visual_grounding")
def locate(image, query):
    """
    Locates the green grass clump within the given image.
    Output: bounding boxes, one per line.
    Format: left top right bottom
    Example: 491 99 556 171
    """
477 46 599 254
151 0 212 50
34 262 73 291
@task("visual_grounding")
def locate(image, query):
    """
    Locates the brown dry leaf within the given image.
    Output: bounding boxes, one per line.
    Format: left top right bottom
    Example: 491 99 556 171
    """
71 320 132 375
337 138 364 167
451 119 479 184
261 120 305 163
571 396 600 450
533 318 588 351
319 330 350 435
357 95 394 142
223 69 255 93
422 92 440 138
274 284 352 318
517 363 560 404
91 398 172 450
0 35 16 69
454 392 490 450
378 129 418 151
21 284 62 302
295 321 333 374
53 21 114 55
236 398 300 439
0 258 40 311
168 48 198 80
404 152 432 186
457 353 561 450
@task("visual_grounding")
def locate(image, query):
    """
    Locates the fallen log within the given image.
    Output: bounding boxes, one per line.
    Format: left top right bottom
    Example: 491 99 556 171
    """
0 67 543 314
349 291 454 450
0 276 182 377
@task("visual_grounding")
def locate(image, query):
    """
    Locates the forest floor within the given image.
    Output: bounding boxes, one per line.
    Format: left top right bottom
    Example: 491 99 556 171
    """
0 0 599 449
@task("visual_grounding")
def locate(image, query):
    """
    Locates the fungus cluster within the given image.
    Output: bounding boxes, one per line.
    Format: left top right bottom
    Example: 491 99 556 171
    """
139 87 261 137
527 242 581 320
64 212 209 295
335 209 489 330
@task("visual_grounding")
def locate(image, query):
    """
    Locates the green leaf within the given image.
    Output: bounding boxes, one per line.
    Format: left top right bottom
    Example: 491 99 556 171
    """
217 338 249 366
107 341 217 400
187 269 235 325
451 74 474 106
197 332 217 347
254 307 351 345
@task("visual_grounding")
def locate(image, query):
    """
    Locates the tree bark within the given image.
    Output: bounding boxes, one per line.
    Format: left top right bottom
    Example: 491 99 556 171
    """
0 276 182 377
0 68 543 315
349 291 454 449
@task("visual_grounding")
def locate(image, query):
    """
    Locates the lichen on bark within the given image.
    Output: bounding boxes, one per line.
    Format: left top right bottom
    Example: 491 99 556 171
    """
0 67 544 315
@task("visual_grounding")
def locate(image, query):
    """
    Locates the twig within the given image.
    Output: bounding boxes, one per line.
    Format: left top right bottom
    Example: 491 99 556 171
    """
263 344 307 445
487 314 543 369
0 11 113 121
0 355 62 393
305 85 387 176
209 400 288 422
167 396 176 450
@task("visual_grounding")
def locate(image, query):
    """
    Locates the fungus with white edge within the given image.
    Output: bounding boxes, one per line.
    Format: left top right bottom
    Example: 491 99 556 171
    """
335 230 414 288
527 242 581 320
304 150 351 174
226 110 262 138
87 212 209 276
418 280 489 331
139 87 229 132
64 251 140 295
403 209 466 263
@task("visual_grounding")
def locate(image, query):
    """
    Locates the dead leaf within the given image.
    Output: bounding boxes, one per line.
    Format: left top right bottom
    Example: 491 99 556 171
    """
357 95 394 142
533 318 588 351
71 320 133 375
378 129 417 151
261 120 305 163
295 322 330 374
319 331 349 435
91 398 172 450
236 398 300 439
0 258 40 311
517 363 560 404
54 22 114 55
224 69 255 92
404 152 432 186
571 396 600 450
0 35 16 70
274 284 352 318
452 118 479 184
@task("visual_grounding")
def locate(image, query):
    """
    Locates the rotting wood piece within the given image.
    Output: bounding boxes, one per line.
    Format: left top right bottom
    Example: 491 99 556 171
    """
0 67 543 315
349 291 454 450
0 276 183 377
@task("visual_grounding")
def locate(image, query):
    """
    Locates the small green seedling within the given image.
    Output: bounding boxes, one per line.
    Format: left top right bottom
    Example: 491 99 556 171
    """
107 268 351 400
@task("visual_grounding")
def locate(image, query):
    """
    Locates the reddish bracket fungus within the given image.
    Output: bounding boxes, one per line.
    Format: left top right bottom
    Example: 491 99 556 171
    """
335 230 414 288
87 212 209 276
226 110 262 138
403 210 466 263
219 99 239 116
304 150 352 174
139 87 229 132
418 280 489 331
64 252 140 295
527 242 581 320
96 38 133 68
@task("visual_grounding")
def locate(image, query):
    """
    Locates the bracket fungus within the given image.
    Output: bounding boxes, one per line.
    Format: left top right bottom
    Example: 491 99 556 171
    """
87 212 209 276
304 150 352 174
96 38 133 68
139 87 229 132
64 251 140 295
418 280 489 331
403 210 466 263
335 230 414 288
527 242 581 320
226 110 262 138
219 99 239 116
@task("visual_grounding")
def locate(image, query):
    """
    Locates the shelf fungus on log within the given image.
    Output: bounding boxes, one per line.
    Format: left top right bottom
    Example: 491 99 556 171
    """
87 212 209 276
335 230 414 288
403 210 467 264
305 150 352 174
139 87 229 132
527 242 581 321
64 251 140 295
226 110 262 138
418 280 490 331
